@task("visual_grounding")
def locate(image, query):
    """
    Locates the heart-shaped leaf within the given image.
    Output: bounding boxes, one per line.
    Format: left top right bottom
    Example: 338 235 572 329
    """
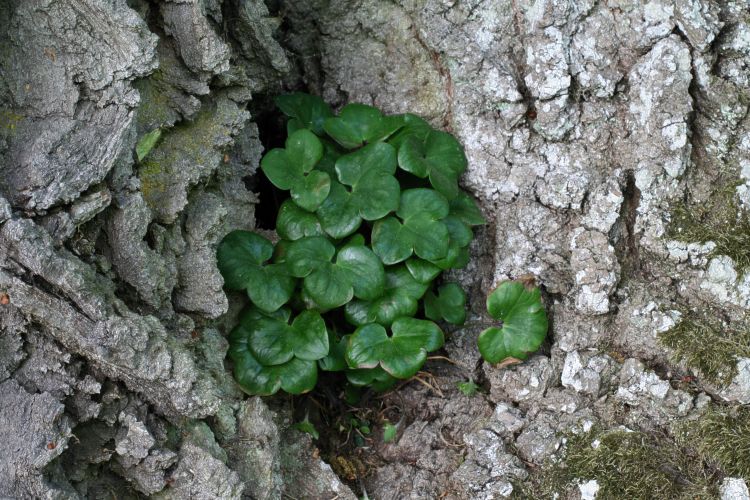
397 130 467 200
478 281 548 364
276 199 324 241
424 283 467 325
291 169 331 212
234 309 329 366
346 366 397 392
275 93 334 136
371 189 450 264
261 129 323 190
281 237 385 309
386 113 433 150
315 180 362 239
335 142 400 220
345 265 428 327
323 104 402 149
229 337 317 395
217 231 295 312
346 318 444 379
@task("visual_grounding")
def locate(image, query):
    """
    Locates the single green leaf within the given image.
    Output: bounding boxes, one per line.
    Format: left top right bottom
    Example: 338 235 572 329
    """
282 236 336 277
405 258 441 284
335 142 397 185
387 113 432 150
424 283 467 325
217 231 294 312
323 104 401 149
370 217 412 264
315 180 362 239
276 200 324 241
346 366 397 392
136 128 162 161
382 422 397 443
442 215 473 247
478 281 548 363
236 309 329 365
304 264 354 309
345 318 444 379
336 244 386 301
229 331 318 396
450 192 486 226
293 418 319 440
261 129 323 190
397 130 467 199
398 188 450 220
291 170 331 212
275 93 334 136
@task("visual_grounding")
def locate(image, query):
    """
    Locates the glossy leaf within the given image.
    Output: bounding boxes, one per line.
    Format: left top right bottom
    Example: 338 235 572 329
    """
261 129 323 190
315 180 362 239
335 143 400 220
371 189 451 264
319 334 349 372
424 283 467 325
346 366 397 392
346 318 444 379
323 103 401 149
345 266 428 327
247 309 329 365
275 93 334 136
291 169 331 212
386 113 432 150
397 130 467 199
405 258 441 284
229 326 318 396
217 231 294 312
276 200 324 241
478 281 548 364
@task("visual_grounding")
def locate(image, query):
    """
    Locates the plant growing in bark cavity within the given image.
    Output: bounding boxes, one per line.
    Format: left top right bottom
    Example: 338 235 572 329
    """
217 93 485 395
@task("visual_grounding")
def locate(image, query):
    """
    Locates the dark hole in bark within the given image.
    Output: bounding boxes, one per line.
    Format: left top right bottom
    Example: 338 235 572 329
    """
249 97 291 230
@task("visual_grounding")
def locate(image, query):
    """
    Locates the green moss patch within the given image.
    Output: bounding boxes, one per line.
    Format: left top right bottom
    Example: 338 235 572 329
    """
669 184 750 271
521 429 716 499
659 314 750 386
674 405 750 480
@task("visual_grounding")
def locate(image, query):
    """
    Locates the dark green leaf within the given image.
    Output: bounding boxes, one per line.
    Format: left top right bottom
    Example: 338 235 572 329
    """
304 264 354 309
283 237 336 277
275 93 334 136
315 180 362 239
450 192 486 226
323 104 400 149
291 170 331 212
478 281 548 363
442 215 473 247
229 335 317 396
217 231 294 312
335 144 400 220
261 129 323 190
405 258 441 284
336 245 386 300
387 113 432 150
319 334 349 372
371 217 412 265
335 142 397 185
424 283 467 325
239 309 328 365
346 366 397 392
345 318 444 379
397 130 467 199
276 200 324 241
344 265 427 327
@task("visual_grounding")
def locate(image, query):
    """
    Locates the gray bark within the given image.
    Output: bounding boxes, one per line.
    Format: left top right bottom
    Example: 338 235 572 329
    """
1 0 750 498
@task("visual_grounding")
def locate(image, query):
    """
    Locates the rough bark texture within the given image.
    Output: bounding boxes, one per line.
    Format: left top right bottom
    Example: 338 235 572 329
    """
1 0 750 498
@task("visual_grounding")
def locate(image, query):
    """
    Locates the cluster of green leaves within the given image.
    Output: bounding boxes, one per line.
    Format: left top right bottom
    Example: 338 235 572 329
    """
218 93 485 396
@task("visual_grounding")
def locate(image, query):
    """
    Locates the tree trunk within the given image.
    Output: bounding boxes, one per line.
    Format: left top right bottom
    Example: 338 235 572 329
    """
2 0 749 498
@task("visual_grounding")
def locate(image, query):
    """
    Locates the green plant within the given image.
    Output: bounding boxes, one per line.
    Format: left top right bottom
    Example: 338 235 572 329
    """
456 379 479 396
478 280 548 364
219 93 485 395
